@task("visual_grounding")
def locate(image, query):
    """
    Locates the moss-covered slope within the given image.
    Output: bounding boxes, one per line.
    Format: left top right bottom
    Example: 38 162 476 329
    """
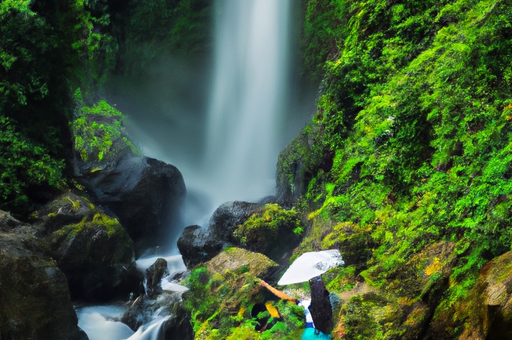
276 0 512 338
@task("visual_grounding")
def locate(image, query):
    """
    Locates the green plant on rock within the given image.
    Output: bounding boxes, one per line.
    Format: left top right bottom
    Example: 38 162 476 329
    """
182 265 305 340
0 116 65 214
234 204 303 260
72 97 141 164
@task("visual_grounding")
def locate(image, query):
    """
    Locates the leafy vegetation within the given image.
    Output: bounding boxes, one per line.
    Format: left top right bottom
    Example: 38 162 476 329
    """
72 94 140 166
112 0 213 76
0 0 211 215
0 117 65 212
183 266 304 340
276 0 512 337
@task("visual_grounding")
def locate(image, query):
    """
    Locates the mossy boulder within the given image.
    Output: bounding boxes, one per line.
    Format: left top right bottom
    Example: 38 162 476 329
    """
34 192 141 301
72 101 186 254
182 248 304 340
326 241 456 339
0 231 87 340
178 201 263 266
428 250 512 340
205 247 280 281
233 203 304 262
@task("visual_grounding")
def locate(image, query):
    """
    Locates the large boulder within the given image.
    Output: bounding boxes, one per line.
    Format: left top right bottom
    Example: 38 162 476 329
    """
34 192 142 301
177 225 223 268
205 247 280 281
177 201 262 267
0 231 87 340
232 203 304 262
84 156 186 254
72 101 186 254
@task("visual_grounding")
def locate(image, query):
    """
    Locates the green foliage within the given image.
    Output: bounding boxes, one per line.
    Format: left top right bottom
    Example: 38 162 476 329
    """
182 265 304 340
301 0 348 80
113 0 212 76
73 0 119 101
0 0 120 214
282 0 512 336
72 98 141 164
0 117 64 214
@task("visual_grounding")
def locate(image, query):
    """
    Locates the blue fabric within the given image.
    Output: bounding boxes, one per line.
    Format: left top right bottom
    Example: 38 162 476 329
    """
301 328 332 340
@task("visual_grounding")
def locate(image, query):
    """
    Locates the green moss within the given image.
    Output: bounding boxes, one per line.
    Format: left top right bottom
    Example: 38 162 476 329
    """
182 261 305 340
71 100 142 164
233 204 303 260
282 0 512 337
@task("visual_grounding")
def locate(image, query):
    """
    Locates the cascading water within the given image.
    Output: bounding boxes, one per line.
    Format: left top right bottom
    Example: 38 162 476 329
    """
79 1 299 339
202 0 292 210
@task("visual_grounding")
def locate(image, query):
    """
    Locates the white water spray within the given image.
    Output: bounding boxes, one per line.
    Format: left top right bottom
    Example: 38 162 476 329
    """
202 0 292 208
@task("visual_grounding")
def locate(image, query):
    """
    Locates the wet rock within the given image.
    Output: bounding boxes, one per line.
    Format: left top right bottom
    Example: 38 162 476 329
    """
146 258 169 298
122 290 192 340
177 201 262 267
206 247 280 281
34 193 142 301
72 107 186 254
0 210 26 232
94 157 186 254
0 232 87 340
177 225 224 267
208 201 264 243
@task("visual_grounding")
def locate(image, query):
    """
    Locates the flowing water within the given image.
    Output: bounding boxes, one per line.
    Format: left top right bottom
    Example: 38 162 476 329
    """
109 0 308 227
77 305 134 340
202 0 292 208
79 0 307 338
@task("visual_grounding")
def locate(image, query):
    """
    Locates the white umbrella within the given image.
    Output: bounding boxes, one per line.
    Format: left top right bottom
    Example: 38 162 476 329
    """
278 249 343 286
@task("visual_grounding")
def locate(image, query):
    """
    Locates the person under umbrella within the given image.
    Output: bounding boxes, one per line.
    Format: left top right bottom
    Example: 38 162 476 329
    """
259 279 332 340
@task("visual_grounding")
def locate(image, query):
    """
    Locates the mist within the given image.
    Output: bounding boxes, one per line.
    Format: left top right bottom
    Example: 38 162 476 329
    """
106 0 316 231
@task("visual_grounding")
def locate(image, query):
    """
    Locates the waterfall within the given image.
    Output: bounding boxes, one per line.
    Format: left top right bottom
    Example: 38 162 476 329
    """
202 0 292 208
79 1 300 338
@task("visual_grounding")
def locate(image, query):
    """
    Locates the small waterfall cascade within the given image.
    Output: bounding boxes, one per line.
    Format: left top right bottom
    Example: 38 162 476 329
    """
203 0 292 208
77 306 134 340
125 316 170 340
77 255 188 340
